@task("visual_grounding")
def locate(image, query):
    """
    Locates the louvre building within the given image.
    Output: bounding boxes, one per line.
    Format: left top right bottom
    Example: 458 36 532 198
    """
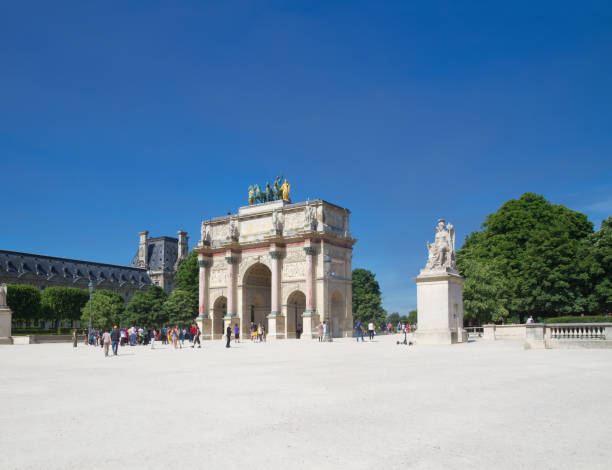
0 229 188 302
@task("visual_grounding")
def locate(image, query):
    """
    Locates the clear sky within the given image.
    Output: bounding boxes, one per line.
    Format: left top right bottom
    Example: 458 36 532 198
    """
1 1 611 314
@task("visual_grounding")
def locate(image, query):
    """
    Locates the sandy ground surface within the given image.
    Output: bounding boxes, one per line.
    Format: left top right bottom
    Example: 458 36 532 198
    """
1 334 611 470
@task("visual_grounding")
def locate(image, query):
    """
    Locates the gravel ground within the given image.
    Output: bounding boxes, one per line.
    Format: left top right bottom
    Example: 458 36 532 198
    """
1 334 611 470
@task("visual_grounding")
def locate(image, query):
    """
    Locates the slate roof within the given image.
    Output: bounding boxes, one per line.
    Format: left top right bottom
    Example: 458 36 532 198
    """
131 236 179 272
0 250 152 287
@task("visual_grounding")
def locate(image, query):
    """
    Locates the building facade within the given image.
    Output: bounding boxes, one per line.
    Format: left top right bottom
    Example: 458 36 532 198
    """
195 199 356 340
131 230 188 292
0 250 152 303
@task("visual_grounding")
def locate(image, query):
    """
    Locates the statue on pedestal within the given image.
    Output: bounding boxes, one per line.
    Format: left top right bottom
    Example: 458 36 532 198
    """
272 210 284 234
0 283 7 307
227 217 239 241
424 219 457 273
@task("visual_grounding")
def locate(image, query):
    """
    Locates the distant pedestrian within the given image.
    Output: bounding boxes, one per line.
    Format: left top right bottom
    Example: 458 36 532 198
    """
102 329 112 357
355 321 364 342
72 328 78 348
527 315 534 324
296 324 302 339
317 322 324 342
111 326 120 355
322 321 328 340
151 328 157 349
233 324 240 343
367 322 375 340
226 325 232 348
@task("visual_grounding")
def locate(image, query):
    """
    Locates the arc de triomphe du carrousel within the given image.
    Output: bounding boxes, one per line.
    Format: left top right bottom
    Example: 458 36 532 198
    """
195 177 356 340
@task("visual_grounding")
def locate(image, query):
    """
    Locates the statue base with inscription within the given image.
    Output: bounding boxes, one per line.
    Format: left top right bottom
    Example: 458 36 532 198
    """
414 271 467 345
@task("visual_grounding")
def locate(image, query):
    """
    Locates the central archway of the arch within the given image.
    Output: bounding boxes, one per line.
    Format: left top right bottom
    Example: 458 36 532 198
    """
241 263 272 338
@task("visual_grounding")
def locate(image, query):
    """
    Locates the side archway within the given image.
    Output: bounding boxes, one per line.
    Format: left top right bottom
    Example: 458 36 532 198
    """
212 295 227 339
285 290 306 339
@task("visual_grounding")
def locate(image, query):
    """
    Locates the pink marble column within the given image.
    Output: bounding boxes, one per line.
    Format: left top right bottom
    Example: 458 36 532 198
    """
198 254 210 318
225 250 235 316
304 245 315 313
269 244 281 315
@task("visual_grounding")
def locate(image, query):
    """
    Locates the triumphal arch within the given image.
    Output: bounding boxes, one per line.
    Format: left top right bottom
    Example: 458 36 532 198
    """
195 179 356 340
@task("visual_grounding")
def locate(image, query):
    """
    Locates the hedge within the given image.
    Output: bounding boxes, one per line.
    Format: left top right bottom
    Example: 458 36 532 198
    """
544 316 611 324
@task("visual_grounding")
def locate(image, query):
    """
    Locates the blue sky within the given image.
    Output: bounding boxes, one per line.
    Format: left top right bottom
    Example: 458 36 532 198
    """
1 1 611 313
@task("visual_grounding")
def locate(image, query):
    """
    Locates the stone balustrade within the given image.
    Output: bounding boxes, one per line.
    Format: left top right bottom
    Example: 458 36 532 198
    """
525 323 612 349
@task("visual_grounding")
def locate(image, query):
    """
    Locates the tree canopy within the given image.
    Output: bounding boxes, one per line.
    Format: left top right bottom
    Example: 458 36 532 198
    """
163 288 198 326
588 216 612 313
175 251 198 293
7 284 41 322
456 193 608 323
81 289 125 329
123 286 168 327
41 287 89 326
352 268 386 326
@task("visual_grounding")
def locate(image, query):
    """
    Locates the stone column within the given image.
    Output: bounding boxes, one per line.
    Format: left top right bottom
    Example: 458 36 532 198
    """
224 250 237 333
267 245 284 339
301 243 316 339
196 254 212 340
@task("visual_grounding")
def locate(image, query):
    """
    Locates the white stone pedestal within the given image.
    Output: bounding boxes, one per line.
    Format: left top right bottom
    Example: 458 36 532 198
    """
0 307 12 345
196 316 212 341
415 271 466 345
266 314 285 340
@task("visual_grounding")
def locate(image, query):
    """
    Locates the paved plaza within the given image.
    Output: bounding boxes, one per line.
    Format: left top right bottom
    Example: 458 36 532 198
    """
1 335 611 469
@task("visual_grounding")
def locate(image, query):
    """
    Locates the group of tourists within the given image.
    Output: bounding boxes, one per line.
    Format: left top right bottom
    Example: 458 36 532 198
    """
354 320 416 342
78 324 202 356
76 318 418 355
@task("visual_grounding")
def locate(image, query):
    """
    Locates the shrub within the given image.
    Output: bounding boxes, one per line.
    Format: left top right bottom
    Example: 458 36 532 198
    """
545 315 611 324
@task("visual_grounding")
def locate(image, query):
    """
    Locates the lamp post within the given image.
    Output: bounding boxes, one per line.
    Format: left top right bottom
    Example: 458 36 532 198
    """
88 280 93 341
324 254 333 342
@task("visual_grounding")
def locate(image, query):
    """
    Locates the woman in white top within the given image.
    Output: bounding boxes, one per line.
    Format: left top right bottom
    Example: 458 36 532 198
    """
367 322 375 340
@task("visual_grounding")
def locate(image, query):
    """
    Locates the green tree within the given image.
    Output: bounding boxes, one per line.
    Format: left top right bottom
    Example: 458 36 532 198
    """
457 193 594 323
7 284 41 323
174 251 198 293
163 289 198 326
588 216 612 313
352 268 386 326
124 286 168 327
41 287 89 329
386 312 400 326
81 290 125 329
407 309 417 325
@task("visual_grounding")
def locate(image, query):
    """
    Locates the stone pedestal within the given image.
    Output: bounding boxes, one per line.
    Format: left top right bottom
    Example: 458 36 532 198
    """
267 314 285 339
301 311 315 339
197 316 212 341
415 271 466 345
0 306 12 345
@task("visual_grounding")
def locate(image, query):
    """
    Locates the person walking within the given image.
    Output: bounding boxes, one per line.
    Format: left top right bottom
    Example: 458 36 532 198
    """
322 321 328 341
226 325 232 348
317 322 324 342
110 326 120 355
151 328 157 349
233 324 240 343
355 321 365 342
102 329 112 357
368 321 375 341
194 324 201 348
72 328 78 348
